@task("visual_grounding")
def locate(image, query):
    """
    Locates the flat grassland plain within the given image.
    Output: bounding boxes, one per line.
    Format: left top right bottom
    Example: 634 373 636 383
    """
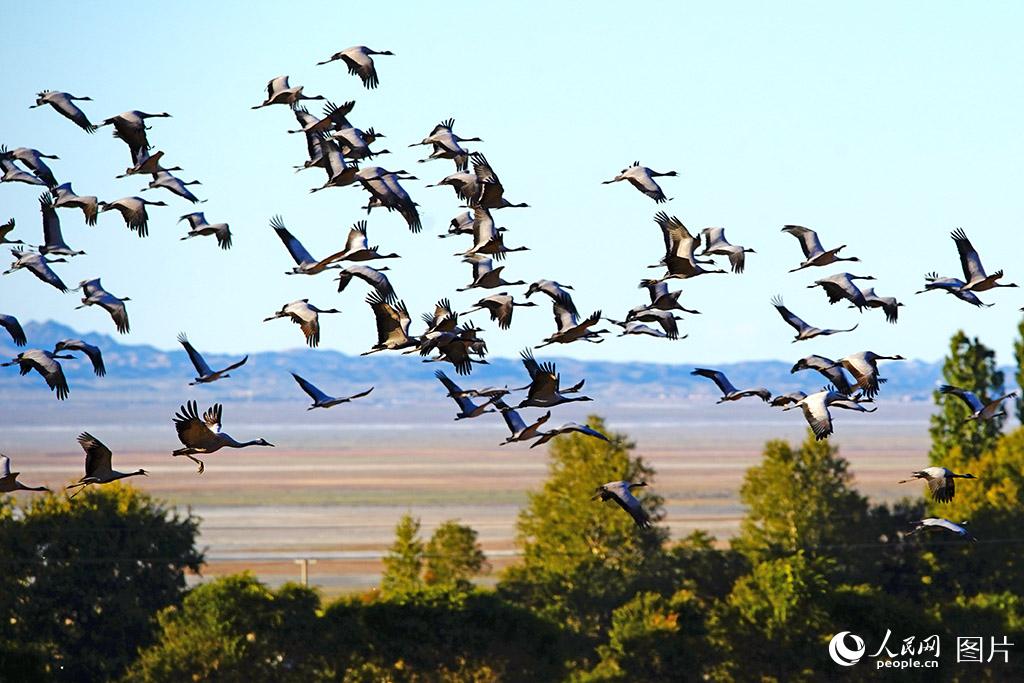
6 400 935 595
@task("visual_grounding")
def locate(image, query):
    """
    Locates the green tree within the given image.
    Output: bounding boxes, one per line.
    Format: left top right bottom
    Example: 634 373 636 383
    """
707 552 830 683
126 574 323 682
424 520 489 590
0 484 202 682
733 431 871 573
497 416 669 654
930 330 1005 466
380 513 424 596
320 589 566 681
578 590 708 682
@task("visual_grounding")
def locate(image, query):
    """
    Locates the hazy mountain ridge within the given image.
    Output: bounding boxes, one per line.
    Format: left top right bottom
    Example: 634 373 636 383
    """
0 320 966 407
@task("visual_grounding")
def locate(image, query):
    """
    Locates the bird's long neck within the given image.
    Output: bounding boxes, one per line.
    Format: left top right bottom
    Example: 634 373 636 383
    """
112 470 146 482
229 437 263 448
18 483 49 492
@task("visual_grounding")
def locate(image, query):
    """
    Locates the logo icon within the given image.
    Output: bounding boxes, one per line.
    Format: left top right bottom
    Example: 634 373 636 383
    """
830 631 866 666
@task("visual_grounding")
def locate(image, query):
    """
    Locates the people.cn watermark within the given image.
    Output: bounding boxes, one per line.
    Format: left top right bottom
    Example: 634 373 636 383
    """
829 630 1013 669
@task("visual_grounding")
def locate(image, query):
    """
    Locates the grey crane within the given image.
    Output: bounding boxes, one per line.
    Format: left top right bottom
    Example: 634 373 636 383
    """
440 210 476 238
461 292 536 330
770 391 807 408
700 227 755 273
2 349 73 400
252 76 324 109
361 292 418 355
417 326 488 377
830 395 878 413
531 423 610 448
335 264 397 302
611 309 683 339
780 387 847 440
0 314 26 346
808 272 876 310
898 467 976 503
830 352 905 399
178 333 247 385
427 170 478 204
97 110 171 164
0 218 24 245
633 280 701 316
602 162 677 203
949 227 1016 292
907 518 976 543
771 296 857 342
330 125 389 161
74 278 130 334
308 139 360 193
143 170 204 204
525 279 578 317
536 299 607 348
263 299 340 348
290 100 359 139
3 249 68 292
271 215 347 275
31 90 96 132
457 206 529 260
52 183 99 225
782 225 860 272
291 372 373 410
457 255 526 291
317 46 394 89
410 118 481 171
356 166 422 233
790 354 855 395
335 221 399 262
607 319 680 340
180 212 232 249
858 287 903 323
37 192 84 257
915 272 991 307
649 212 726 282
54 339 105 376
691 368 771 403
66 433 147 497
435 370 499 419
591 481 651 528
291 106 329 172
172 401 274 473
0 155 45 186
494 400 552 445
421 298 460 335
468 153 529 209
939 384 1017 422
4 147 59 187
116 149 180 178
0 454 49 493
515 349 592 409
99 196 167 237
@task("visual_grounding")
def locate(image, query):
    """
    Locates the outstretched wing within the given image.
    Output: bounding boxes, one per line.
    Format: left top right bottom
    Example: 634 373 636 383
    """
771 296 807 333
939 384 984 413
77 432 112 477
177 333 212 376
950 228 986 282
292 372 330 402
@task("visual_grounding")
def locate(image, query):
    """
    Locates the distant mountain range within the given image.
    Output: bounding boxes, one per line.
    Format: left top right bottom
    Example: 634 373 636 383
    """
0 320 962 412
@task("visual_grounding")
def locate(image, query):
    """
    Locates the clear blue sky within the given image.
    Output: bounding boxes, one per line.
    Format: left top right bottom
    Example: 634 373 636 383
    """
2 2 1023 365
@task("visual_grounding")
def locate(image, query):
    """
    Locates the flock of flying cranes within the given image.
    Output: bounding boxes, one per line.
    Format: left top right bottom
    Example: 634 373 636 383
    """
0 46 1016 539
